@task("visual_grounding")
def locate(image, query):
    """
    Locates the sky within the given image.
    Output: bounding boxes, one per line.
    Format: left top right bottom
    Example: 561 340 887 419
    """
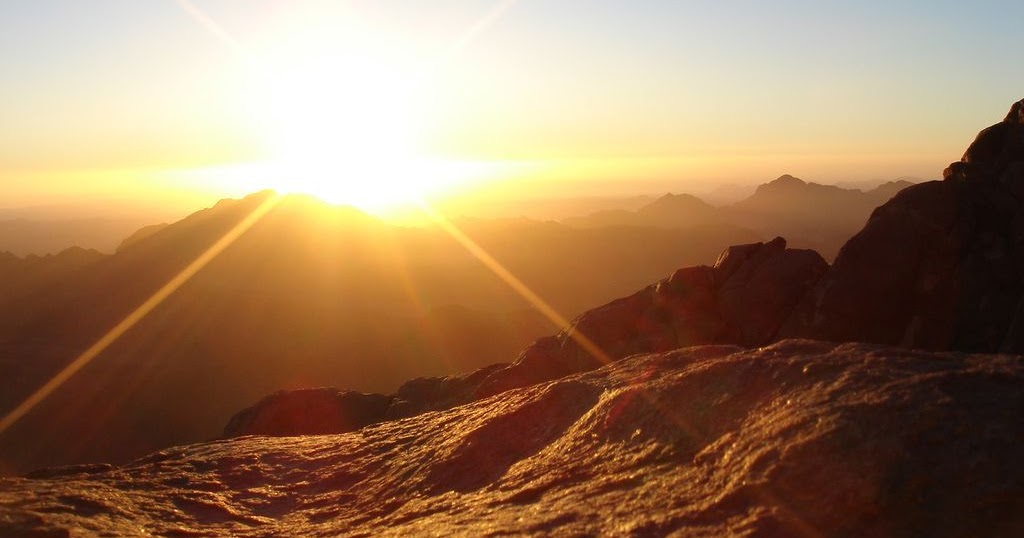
1 0 1022 211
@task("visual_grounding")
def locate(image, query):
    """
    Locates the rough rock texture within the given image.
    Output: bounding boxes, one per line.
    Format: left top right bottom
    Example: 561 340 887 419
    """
221 238 826 438
782 98 1024 352
3 341 1023 537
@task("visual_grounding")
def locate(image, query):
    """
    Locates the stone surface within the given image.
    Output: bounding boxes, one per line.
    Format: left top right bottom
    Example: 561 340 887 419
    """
3 341 1022 537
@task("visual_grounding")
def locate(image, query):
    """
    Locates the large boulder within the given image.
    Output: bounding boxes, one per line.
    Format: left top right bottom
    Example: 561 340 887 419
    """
781 98 1024 352
223 388 392 437
385 363 507 420
715 237 827 346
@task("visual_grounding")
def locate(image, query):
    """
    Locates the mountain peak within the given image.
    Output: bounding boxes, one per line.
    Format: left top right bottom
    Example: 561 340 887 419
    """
1005 98 1024 124
770 174 806 186
633 192 717 223
750 174 809 197
952 97 1024 174
642 192 710 210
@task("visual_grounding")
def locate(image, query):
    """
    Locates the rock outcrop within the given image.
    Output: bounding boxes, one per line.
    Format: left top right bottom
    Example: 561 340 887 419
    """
781 98 1024 352
4 341 1023 537
474 237 827 397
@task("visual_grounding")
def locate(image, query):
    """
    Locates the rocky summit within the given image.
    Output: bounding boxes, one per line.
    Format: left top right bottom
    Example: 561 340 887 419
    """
3 341 1023 537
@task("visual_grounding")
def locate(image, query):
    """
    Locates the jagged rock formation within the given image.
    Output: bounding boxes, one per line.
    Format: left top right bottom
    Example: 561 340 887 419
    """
474 236 827 398
3 341 1023 536
223 237 826 437
782 98 1024 352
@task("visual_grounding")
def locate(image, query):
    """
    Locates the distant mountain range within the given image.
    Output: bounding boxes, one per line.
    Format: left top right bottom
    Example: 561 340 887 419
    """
0 218 157 256
565 175 916 259
0 175 919 471
0 200 191 256
0 192 758 472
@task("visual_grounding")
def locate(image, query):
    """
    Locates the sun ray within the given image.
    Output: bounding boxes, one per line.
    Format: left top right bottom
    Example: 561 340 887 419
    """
443 0 521 60
0 194 282 436
173 0 251 62
417 202 615 367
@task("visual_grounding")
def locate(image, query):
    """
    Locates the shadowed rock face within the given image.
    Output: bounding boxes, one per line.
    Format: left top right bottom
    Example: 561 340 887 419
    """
3 341 1022 537
782 98 1024 352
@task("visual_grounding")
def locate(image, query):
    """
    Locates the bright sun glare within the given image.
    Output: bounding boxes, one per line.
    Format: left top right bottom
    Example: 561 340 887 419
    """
167 1 519 214
255 54 429 208
195 52 502 214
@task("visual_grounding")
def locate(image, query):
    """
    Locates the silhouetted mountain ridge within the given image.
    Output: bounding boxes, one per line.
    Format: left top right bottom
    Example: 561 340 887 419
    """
565 175 916 259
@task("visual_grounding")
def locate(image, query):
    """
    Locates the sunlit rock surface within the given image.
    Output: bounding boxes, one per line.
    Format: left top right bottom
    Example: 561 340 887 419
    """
3 340 1022 537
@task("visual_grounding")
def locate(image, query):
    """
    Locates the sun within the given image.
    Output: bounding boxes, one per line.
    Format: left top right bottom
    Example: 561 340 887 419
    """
183 47 514 213
248 53 442 210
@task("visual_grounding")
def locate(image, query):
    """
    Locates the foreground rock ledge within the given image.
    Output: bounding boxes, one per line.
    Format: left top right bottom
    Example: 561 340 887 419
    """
3 340 1023 537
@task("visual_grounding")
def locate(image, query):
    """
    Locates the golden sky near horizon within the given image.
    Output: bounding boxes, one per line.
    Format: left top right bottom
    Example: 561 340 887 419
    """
1 1 1022 213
